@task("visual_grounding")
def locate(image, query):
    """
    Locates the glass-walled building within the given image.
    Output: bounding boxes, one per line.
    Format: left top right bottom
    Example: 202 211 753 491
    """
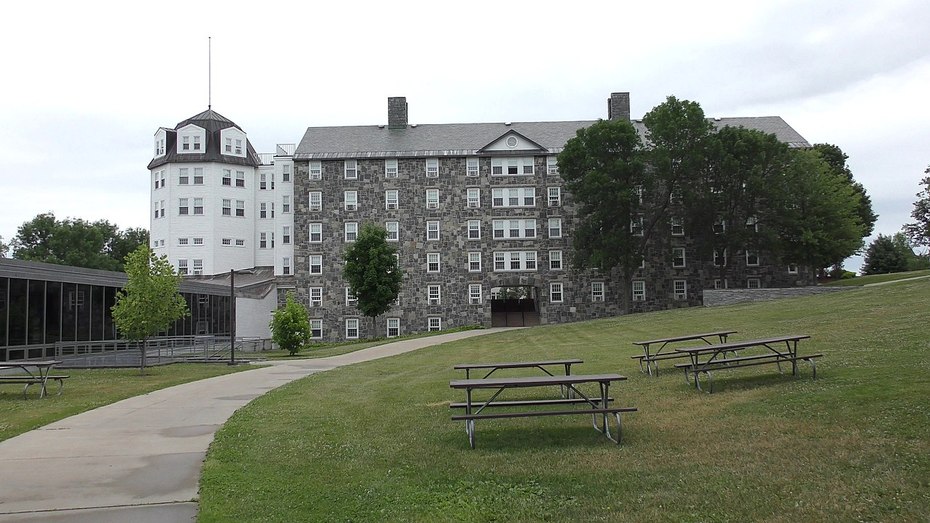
0 258 231 361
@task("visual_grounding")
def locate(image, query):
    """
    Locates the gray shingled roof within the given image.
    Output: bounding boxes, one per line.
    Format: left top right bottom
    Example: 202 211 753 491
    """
294 116 810 159
147 109 262 170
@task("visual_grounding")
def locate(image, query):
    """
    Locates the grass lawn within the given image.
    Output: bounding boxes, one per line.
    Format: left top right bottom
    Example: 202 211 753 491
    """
0 363 253 442
199 279 930 522
824 268 930 286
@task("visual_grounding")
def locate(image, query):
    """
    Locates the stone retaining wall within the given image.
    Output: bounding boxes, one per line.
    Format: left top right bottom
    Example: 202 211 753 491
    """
703 286 855 307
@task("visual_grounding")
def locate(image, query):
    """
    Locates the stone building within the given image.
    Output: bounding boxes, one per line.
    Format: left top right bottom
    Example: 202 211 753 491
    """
149 92 814 342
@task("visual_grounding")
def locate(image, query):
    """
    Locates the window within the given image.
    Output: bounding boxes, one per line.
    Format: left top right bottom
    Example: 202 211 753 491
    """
345 222 358 242
592 282 605 302
345 159 358 179
491 157 534 175
222 169 231 186
309 287 322 307
178 238 189 246
426 221 440 241
491 187 535 207
634 185 644 205
309 161 322 180
309 255 322 274
160 200 165 218
282 226 291 245
282 195 291 213
235 200 245 217
428 317 442 332
549 250 563 270
672 247 686 268
192 259 203 276
788 263 799 274
493 251 537 272
673 280 687 300
345 318 359 339
425 158 439 178
385 190 399 210
260 232 268 249
426 189 440 209
193 135 202 151
548 187 561 207
714 279 728 290
260 203 268 219
309 223 322 243
193 168 203 185
221 238 232 246
547 156 559 175
747 278 761 289
427 252 440 273
178 168 189 185
385 159 398 178
222 199 231 216
630 215 644 236
385 221 399 242
468 251 481 272
671 217 684 236
468 284 482 305
493 219 536 239
235 139 242 155
548 218 562 239
182 135 191 151
714 249 727 267
746 250 760 266
310 319 322 340
235 239 245 247
282 164 291 182
236 171 245 188
550 283 563 303
428 285 441 305
282 257 290 275
225 137 232 153
179 198 189 215
153 201 159 219
466 187 480 208
193 237 203 246
746 216 759 232
632 281 646 301
309 191 322 211
714 218 726 234
155 138 165 156
466 157 479 177
344 191 358 211
178 259 188 275
386 318 400 337
467 220 481 240
346 288 358 306
260 173 268 190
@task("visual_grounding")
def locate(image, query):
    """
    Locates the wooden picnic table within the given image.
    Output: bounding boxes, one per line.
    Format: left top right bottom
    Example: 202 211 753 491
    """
0 360 68 398
674 335 821 392
449 373 635 448
453 358 583 379
631 330 736 376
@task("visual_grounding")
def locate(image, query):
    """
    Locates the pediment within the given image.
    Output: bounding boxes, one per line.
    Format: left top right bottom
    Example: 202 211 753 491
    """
477 130 547 154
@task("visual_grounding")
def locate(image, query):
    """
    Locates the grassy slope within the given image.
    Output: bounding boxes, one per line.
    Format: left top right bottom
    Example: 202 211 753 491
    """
825 269 930 286
199 279 930 522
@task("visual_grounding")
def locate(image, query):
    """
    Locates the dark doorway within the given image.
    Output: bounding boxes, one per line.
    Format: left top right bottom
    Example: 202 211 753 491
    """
490 286 539 327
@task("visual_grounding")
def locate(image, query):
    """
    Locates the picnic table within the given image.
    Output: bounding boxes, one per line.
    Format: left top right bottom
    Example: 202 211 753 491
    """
0 360 68 398
631 330 736 376
674 335 821 392
454 359 583 379
450 373 635 448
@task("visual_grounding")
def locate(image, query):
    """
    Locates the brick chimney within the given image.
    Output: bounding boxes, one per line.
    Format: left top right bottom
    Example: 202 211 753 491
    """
388 97 408 129
607 92 630 121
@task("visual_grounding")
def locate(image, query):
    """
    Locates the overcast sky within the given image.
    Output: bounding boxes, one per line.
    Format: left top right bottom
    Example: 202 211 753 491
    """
1 0 928 271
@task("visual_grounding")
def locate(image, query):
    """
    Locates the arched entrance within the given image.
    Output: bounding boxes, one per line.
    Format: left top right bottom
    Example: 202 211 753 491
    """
490 285 539 327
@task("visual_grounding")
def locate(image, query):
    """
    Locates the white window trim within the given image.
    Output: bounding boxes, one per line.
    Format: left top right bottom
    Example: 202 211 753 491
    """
549 250 563 271
549 282 564 303
592 282 605 302
632 281 646 301
345 159 358 180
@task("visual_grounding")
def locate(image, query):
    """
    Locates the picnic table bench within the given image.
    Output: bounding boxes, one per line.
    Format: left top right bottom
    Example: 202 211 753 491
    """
454 358 584 379
673 335 821 392
450 373 635 448
0 360 68 398
631 330 736 376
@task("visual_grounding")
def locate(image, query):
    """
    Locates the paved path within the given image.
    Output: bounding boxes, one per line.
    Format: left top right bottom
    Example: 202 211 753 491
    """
0 328 510 522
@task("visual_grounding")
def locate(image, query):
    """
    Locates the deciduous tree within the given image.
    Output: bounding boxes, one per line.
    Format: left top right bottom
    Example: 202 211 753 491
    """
270 293 312 356
862 234 910 275
903 168 930 249
0 235 8 258
343 223 402 334
111 245 188 374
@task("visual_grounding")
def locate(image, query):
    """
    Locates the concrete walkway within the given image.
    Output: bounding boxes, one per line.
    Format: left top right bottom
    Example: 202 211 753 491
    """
0 328 509 522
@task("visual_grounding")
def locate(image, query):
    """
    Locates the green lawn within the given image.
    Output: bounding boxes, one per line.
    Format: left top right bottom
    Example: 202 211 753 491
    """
198 278 930 522
0 364 253 442
824 268 930 286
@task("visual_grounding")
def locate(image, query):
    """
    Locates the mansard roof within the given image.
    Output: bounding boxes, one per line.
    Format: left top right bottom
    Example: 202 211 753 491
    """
147 108 261 170
294 116 810 160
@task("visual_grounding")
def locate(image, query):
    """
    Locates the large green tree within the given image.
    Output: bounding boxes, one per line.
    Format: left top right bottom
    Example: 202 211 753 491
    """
903 168 930 249
111 245 188 374
343 223 402 334
269 293 312 356
11 212 149 271
862 234 911 275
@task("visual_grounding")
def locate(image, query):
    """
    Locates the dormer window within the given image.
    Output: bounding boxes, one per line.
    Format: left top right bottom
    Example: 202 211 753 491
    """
491 157 534 176
182 136 191 151
193 136 201 151
154 138 165 157
225 138 232 153
177 124 205 154
235 139 243 155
